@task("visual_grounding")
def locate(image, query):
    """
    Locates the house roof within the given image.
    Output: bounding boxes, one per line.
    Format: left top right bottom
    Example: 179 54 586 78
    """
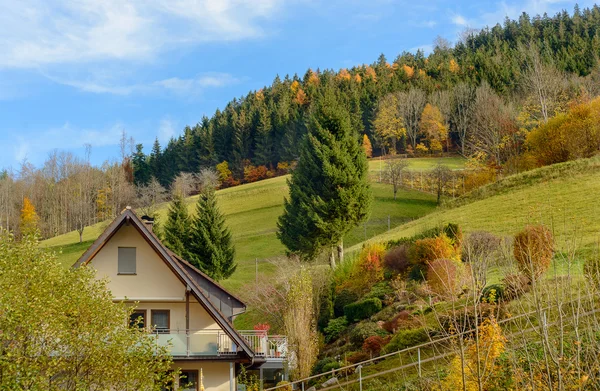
73 207 256 361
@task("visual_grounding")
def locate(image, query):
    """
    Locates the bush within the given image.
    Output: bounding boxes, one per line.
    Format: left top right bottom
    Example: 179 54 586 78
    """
275 381 292 391
382 328 429 354
502 273 531 300
584 255 600 286
334 289 359 318
318 285 334 331
408 264 427 282
362 335 387 356
344 298 383 322
243 164 270 183
382 310 413 333
384 245 411 274
347 351 369 364
324 317 348 343
355 243 386 290
412 234 458 266
443 223 463 247
349 322 387 347
481 284 505 303
426 259 465 299
513 225 554 281
364 281 394 302
312 357 339 375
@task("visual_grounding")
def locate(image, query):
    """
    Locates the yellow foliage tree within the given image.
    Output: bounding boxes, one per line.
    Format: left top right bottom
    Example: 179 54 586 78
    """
20 197 39 237
290 80 300 94
255 89 265 101
354 73 362 83
449 59 460 73
402 64 414 79
294 87 308 105
440 317 507 391
362 134 373 158
365 66 377 81
419 103 448 152
337 68 351 81
306 69 319 86
372 94 406 154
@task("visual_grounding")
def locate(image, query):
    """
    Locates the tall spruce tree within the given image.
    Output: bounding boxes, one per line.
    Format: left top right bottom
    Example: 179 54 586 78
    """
187 188 236 281
132 144 151 186
277 90 372 268
163 194 190 257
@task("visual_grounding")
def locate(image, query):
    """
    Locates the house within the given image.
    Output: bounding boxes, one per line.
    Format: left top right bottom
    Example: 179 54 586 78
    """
74 207 287 390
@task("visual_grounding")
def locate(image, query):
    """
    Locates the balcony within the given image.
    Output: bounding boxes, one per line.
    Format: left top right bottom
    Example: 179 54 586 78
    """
152 329 287 360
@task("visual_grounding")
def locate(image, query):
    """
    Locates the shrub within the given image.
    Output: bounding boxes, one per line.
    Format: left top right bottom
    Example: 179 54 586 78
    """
384 245 411 274
317 285 334 331
382 310 413 333
275 381 292 391
356 243 386 290
276 161 291 175
344 298 383 322
323 317 348 343
502 273 531 300
443 223 463 247
322 361 341 373
312 357 339 375
584 255 600 286
382 328 429 354
408 264 427 282
362 335 387 356
513 225 554 281
412 234 457 266
347 351 369 364
426 259 465 299
243 164 270 183
334 289 359 318
364 281 394 302
481 284 505 303
349 322 387 347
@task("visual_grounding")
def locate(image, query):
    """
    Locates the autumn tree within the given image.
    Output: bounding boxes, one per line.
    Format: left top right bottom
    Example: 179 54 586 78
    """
384 158 409 199
372 93 405 154
419 103 448 154
277 92 372 267
450 83 476 156
398 88 427 149
362 134 373 158
430 163 453 204
20 197 39 237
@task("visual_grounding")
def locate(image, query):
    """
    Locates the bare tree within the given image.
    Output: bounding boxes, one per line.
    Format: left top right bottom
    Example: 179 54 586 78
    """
450 83 476 156
197 168 219 192
171 172 197 198
384 158 410 199
397 88 427 149
430 163 453 204
136 177 168 217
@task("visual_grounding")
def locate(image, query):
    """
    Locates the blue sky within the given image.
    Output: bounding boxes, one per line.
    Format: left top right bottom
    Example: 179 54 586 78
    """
0 0 591 170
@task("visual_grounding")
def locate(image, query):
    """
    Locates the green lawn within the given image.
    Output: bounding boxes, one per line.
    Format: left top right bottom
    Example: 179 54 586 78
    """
43 169 439 292
368 155 467 174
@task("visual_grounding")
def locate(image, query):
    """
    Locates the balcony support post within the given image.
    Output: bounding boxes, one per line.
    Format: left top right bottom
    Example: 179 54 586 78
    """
185 286 190 356
230 362 234 391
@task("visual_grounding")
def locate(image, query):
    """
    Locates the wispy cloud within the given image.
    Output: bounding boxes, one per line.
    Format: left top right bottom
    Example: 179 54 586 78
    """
451 13 469 26
43 73 239 96
0 0 285 69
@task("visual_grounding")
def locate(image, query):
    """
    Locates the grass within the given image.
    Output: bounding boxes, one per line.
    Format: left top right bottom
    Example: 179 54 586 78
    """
368 155 467 175
349 155 600 257
43 166 440 292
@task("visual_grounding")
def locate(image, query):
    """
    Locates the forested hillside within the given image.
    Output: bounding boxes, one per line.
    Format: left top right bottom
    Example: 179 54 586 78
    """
134 5 600 187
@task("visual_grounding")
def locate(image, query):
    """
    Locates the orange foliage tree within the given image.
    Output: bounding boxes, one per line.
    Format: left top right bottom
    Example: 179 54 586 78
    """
402 64 414 79
412 234 459 266
337 68 351 81
426 258 465 298
419 103 448 152
20 197 39 237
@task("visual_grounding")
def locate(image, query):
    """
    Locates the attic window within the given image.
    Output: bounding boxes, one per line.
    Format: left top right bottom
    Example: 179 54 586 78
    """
118 247 136 275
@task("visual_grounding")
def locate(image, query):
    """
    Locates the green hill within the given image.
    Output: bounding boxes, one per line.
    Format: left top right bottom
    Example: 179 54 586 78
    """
350 156 600 275
43 157 459 291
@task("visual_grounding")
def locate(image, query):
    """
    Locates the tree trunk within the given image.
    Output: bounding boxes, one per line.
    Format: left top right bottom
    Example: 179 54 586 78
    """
329 247 336 269
78 228 84 244
337 240 344 264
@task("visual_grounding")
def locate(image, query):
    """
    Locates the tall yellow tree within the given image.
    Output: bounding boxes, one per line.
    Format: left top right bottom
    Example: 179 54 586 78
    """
20 197 39 237
362 134 373 158
419 103 448 153
372 94 406 154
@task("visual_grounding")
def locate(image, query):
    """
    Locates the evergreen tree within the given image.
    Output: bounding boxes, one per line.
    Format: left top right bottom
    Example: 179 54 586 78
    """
187 188 236 281
132 144 151 186
148 138 163 185
163 194 190 257
277 91 372 267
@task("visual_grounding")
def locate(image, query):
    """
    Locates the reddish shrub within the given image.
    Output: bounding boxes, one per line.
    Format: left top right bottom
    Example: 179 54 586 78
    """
384 245 411 274
244 164 270 183
382 310 412 333
427 259 465 299
513 225 554 281
347 351 369 364
362 335 387 356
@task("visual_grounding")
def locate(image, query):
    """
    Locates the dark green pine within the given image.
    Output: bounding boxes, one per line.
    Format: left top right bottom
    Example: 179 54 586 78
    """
163 194 191 257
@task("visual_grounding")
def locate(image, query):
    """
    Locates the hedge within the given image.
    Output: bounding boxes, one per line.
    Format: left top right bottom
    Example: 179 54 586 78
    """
344 298 382 322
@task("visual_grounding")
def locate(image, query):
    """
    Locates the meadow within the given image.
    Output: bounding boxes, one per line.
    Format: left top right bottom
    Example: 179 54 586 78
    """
43 157 463 291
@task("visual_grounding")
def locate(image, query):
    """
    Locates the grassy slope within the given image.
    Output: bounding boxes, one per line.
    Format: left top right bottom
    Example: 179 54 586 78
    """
349 156 600 268
44 157 459 291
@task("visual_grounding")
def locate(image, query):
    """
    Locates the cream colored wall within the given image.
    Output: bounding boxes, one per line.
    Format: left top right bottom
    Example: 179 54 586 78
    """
88 224 221 332
175 361 234 391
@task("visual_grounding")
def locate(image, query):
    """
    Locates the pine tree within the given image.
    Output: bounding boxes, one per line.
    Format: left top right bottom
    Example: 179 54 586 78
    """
277 90 372 267
187 188 236 281
148 138 163 185
163 194 190 257
132 144 151 186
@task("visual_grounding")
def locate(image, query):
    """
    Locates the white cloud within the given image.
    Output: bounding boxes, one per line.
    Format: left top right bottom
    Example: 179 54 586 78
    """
0 0 285 69
158 118 176 143
451 14 468 26
44 73 239 96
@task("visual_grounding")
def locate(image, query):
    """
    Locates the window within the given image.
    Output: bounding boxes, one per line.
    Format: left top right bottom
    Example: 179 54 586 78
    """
179 370 198 391
151 310 170 334
129 310 146 328
118 247 136 275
